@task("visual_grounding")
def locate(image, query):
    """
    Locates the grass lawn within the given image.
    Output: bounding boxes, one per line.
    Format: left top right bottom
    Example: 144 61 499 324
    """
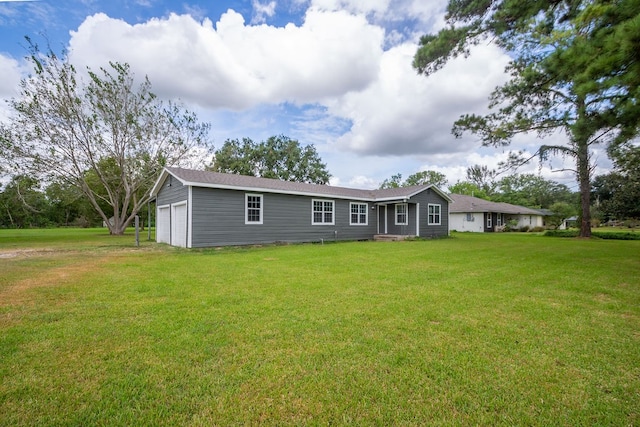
1 230 639 425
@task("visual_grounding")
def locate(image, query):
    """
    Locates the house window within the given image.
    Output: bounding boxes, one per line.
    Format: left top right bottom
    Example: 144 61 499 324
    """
487 213 493 228
395 203 408 225
466 212 474 222
350 202 368 225
312 199 334 225
245 194 263 224
496 213 503 227
428 204 441 225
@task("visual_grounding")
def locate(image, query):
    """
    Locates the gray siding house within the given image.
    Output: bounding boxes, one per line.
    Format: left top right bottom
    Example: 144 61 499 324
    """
150 167 452 248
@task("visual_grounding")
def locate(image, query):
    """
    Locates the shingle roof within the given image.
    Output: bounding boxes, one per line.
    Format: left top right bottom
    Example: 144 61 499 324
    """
151 167 452 202
449 193 545 215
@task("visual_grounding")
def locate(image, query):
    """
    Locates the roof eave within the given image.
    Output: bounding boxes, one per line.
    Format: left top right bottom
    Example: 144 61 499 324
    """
149 168 170 197
156 168 453 203
180 180 374 201
374 185 453 203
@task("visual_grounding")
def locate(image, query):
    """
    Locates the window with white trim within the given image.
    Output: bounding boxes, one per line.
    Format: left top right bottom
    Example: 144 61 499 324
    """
496 213 503 227
466 212 474 222
395 203 408 225
312 199 334 225
428 204 441 225
245 194 263 224
350 202 368 225
487 213 493 228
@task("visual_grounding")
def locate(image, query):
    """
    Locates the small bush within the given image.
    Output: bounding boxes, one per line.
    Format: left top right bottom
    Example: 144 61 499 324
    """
530 226 546 233
544 230 579 238
593 231 640 240
519 226 530 232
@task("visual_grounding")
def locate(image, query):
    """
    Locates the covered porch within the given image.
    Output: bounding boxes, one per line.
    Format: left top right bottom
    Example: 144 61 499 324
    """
375 201 420 237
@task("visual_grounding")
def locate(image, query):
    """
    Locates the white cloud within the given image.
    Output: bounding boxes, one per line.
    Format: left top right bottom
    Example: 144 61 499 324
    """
67 9 384 109
328 42 510 157
309 0 391 15
251 0 277 24
63 4 508 190
345 175 379 188
0 54 20 97
182 3 208 21
307 0 447 42
0 53 21 121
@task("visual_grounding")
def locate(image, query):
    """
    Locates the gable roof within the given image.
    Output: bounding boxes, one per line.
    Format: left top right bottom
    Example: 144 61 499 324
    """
151 167 453 203
449 194 545 215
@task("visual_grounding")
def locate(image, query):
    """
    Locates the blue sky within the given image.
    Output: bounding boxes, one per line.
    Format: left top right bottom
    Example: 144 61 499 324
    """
0 0 588 189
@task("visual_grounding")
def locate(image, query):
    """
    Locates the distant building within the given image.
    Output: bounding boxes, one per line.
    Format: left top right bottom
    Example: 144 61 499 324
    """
449 194 547 232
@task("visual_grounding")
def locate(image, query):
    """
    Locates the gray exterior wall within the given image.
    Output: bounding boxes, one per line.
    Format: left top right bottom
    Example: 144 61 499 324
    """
382 203 417 235
156 175 188 206
190 187 377 247
378 188 449 238
413 188 449 238
154 176 450 247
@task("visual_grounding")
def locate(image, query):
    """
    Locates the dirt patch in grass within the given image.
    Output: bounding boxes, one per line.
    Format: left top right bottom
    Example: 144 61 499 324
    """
0 245 166 307
0 249 58 259
0 252 112 307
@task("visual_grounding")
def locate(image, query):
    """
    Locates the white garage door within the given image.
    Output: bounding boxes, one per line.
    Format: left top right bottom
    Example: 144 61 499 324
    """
171 202 188 248
157 206 170 244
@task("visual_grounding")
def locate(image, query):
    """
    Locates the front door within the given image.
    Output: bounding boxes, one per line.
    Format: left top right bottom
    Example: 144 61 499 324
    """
377 205 388 234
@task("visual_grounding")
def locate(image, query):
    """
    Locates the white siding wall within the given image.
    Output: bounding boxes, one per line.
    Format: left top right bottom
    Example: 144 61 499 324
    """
450 213 485 232
512 215 544 229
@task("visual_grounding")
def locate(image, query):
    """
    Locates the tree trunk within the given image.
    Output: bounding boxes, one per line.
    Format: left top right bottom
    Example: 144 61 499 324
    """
576 138 592 238
111 215 132 235
574 95 593 239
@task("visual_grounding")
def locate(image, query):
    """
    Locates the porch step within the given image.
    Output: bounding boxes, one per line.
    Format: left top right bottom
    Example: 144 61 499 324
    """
373 234 415 242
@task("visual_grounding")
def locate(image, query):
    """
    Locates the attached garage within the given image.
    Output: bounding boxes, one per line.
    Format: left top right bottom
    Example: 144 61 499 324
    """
156 201 188 247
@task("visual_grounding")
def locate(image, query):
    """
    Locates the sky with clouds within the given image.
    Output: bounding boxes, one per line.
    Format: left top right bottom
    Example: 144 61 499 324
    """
0 0 595 190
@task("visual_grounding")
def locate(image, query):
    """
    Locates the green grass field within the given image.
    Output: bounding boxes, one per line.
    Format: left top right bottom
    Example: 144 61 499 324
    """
1 229 639 425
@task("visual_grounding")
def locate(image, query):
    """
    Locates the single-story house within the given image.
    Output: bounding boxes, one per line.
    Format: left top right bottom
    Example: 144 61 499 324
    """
449 193 547 232
150 167 452 248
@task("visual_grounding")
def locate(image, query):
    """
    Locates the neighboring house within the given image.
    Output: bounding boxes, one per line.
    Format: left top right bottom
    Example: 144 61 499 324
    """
150 167 452 248
449 194 547 232
559 216 578 230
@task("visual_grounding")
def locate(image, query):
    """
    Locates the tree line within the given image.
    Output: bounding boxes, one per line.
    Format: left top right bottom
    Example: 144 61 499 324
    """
3 151 637 229
379 154 640 229
0 174 155 229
